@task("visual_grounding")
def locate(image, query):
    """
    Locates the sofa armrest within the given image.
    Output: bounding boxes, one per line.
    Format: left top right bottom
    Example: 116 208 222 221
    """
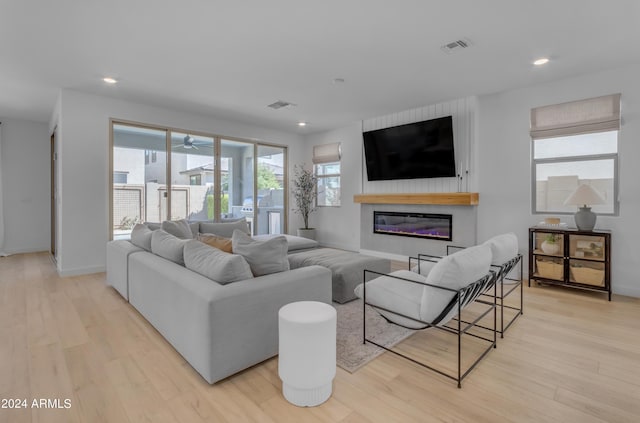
106 240 144 300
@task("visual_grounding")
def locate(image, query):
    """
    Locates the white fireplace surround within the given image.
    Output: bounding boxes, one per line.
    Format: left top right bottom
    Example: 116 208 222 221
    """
360 203 477 260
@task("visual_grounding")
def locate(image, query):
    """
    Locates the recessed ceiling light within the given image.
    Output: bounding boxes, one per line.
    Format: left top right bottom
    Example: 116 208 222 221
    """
533 58 550 66
298 122 307 127
103 77 118 84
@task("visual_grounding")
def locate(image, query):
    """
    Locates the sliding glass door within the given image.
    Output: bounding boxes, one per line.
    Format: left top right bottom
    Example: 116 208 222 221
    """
256 145 286 235
169 132 216 221
112 124 168 239
221 139 255 232
111 121 287 239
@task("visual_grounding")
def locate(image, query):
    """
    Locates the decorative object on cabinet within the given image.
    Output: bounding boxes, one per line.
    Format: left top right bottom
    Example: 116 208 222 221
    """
529 227 611 300
563 184 606 231
540 233 560 255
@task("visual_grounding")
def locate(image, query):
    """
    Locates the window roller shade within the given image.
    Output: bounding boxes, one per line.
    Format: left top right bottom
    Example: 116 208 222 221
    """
530 94 621 139
312 142 341 164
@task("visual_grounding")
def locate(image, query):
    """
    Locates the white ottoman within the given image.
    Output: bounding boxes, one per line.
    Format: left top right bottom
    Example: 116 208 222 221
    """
278 301 336 407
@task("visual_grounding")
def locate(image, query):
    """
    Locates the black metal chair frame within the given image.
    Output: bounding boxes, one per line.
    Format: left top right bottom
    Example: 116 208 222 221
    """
362 267 497 388
410 247 524 338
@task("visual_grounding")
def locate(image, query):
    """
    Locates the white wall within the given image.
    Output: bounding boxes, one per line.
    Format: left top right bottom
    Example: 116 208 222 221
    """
362 97 478 194
302 123 363 251
477 63 640 297
0 118 50 254
53 89 304 276
305 97 479 256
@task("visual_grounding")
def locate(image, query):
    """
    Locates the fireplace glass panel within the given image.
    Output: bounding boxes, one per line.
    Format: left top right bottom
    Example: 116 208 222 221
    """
373 211 452 241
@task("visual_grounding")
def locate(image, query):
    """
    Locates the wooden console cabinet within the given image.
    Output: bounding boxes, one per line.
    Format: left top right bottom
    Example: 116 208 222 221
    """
529 227 611 300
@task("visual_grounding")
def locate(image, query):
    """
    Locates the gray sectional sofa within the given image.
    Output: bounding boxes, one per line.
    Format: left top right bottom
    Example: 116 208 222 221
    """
106 220 331 384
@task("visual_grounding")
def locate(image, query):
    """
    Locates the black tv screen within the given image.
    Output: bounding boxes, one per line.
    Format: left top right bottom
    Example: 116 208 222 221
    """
363 116 456 181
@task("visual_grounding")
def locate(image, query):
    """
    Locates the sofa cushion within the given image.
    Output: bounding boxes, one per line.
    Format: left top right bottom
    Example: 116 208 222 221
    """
183 240 252 284
145 222 161 231
161 219 194 239
483 232 518 266
354 270 428 329
253 234 318 252
151 230 189 265
200 219 250 238
130 223 153 251
231 229 289 276
198 233 233 253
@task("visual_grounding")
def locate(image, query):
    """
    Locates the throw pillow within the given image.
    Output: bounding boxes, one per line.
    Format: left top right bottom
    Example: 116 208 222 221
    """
151 230 189 265
483 232 518 266
198 233 233 253
130 223 153 251
161 219 194 239
410 257 440 276
183 240 253 284
199 218 250 238
231 229 289 276
420 244 492 325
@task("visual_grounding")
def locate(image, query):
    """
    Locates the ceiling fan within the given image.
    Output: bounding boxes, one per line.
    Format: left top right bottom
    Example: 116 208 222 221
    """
182 135 198 150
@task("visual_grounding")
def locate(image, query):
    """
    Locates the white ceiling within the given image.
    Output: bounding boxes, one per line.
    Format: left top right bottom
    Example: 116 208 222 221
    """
2 0 640 133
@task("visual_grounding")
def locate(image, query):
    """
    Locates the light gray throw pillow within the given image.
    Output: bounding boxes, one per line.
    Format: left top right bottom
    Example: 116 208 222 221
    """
151 230 189 265
161 219 194 239
231 229 289 276
130 223 153 251
183 240 253 284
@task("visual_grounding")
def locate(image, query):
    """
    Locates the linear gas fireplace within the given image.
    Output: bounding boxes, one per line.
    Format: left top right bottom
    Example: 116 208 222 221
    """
373 211 452 241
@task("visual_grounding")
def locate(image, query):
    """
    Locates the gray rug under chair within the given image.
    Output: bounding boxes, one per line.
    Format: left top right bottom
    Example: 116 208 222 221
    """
334 300 415 373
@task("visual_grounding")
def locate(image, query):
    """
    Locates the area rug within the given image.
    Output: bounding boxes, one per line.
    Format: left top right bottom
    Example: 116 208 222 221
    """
335 300 415 373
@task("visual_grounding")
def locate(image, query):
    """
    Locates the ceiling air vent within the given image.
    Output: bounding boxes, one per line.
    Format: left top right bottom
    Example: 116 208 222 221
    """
267 100 296 110
441 38 472 54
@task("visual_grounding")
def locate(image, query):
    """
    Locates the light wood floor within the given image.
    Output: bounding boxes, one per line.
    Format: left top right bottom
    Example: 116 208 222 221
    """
1 252 640 423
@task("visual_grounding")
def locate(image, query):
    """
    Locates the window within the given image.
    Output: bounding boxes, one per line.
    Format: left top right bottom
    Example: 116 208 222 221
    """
190 174 202 185
315 162 341 207
113 171 128 184
151 150 157 163
313 142 341 207
531 94 620 215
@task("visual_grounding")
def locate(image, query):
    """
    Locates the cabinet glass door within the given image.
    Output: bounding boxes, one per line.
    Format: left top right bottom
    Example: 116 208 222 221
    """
533 232 564 256
569 259 605 287
568 234 605 261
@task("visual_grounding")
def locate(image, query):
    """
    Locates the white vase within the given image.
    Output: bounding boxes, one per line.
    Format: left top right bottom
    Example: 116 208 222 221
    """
541 240 559 255
297 228 316 240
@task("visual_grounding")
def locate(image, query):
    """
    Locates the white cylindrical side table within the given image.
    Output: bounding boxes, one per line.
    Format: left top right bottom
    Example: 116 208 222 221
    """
278 301 336 407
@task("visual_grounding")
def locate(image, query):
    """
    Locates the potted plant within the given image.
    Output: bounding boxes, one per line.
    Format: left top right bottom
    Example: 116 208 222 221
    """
291 164 317 239
541 233 560 255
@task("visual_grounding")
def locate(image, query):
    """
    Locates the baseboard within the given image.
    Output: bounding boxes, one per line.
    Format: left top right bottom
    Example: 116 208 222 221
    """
2 246 49 255
612 285 640 299
359 249 409 263
58 264 106 277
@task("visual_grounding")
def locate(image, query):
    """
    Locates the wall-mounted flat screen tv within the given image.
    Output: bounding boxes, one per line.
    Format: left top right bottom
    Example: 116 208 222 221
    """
363 116 456 181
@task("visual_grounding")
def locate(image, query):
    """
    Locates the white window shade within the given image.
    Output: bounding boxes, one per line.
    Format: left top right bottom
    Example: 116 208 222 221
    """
530 94 621 139
312 142 341 164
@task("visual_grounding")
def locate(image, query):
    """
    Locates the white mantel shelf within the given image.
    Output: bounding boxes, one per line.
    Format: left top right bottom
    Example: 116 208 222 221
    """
353 192 479 206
